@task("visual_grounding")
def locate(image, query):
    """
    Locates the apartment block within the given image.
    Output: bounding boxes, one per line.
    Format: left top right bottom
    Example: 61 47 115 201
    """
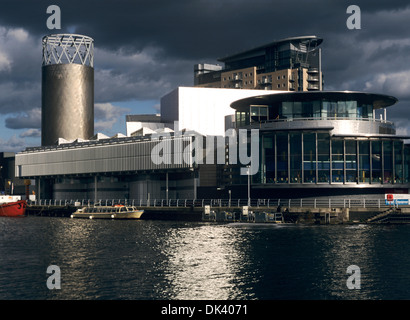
194 36 323 92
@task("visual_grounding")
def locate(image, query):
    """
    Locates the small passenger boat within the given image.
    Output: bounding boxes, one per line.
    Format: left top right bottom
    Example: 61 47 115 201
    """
71 205 144 219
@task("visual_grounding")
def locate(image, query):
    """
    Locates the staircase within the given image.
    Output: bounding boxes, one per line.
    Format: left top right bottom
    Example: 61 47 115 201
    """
366 207 399 223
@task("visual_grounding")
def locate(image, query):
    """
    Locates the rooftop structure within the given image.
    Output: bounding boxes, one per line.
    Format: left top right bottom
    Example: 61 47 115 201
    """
41 34 94 146
195 35 323 92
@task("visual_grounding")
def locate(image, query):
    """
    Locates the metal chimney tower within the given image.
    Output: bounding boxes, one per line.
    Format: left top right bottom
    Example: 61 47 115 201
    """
41 34 94 146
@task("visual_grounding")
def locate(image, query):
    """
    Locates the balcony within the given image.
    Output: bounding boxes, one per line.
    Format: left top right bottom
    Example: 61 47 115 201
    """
308 83 320 90
259 77 272 86
307 68 319 74
307 75 319 82
231 74 242 82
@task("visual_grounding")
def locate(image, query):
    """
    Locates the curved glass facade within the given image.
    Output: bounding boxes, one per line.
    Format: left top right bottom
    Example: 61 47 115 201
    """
256 131 410 186
236 99 375 127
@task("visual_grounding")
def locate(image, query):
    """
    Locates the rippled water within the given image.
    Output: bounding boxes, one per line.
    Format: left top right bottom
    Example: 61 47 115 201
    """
1 216 410 300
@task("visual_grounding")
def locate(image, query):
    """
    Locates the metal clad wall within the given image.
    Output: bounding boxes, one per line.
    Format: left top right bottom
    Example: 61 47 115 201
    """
16 137 195 177
42 64 94 146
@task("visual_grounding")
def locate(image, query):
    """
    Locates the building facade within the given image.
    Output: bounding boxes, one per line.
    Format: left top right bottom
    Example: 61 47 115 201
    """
194 36 323 92
226 91 410 199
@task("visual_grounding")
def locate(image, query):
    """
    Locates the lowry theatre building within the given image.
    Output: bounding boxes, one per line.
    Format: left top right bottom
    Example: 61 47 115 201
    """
227 91 410 199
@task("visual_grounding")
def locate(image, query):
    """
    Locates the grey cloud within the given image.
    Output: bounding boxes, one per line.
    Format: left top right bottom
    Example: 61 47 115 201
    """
0 0 410 140
5 108 41 129
19 128 41 138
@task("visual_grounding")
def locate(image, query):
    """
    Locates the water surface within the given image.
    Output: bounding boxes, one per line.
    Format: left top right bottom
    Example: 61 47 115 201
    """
0 216 409 300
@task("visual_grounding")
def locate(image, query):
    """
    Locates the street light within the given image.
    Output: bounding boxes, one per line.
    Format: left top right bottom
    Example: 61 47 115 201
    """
247 165 250 206
228 189 231 207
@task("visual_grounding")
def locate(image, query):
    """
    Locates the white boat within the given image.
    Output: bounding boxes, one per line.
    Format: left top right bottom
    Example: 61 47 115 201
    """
71 205 144 219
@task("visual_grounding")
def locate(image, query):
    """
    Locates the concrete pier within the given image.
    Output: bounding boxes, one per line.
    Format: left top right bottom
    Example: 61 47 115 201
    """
25 203 410 224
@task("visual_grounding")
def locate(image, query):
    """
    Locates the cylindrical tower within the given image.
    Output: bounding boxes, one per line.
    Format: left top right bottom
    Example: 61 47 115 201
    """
41 34 94 146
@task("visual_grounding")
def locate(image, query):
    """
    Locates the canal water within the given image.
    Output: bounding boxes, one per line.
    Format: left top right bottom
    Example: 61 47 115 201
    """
1 216 410 300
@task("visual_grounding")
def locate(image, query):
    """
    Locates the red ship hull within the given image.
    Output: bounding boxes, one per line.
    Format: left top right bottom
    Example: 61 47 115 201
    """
0 200 27 217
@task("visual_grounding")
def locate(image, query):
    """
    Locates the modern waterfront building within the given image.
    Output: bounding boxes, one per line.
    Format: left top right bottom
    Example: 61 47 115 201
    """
194 36 323 92
15 88 410 201
12 33 410 202
225 91 410 199
15 87 281 201
15 131 202 201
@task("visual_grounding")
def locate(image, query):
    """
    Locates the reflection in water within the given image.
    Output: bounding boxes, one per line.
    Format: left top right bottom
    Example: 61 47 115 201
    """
48 219 102 299
3 217 410 300
157 224 256 299
317 224 376 299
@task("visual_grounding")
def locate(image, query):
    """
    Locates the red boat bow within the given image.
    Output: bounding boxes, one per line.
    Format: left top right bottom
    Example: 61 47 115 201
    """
0 200 27 217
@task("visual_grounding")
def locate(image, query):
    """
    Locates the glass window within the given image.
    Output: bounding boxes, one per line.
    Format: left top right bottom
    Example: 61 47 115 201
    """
383 140 392 184
281 102 293 120
394 141 403 184
332 139 344 183
345 140 357 183
321 101 328 119
359 140 370 183
404 145 410 183
293 102 302 118
302 102 313 118
328 101 337 118
337 101 348 118
357 104 373 119
371 140 382 184
250 105 268 123
290 133 302 183
263 134 275 184
312 101 321 118
303 133 316 183
235 112 241 127
346 101 357 119
276 133 288 183
317 133 330 183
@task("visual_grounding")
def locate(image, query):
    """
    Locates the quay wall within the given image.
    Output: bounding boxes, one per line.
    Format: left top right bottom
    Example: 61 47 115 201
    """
25 204 410 224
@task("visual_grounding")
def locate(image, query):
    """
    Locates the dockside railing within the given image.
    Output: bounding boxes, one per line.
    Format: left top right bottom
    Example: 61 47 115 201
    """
29 198 403 209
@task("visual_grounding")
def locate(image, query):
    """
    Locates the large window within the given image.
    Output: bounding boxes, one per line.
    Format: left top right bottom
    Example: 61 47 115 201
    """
277 100 373 121
317 133 330 182
276 133 288 183
254 134 409 186
383 141 393 183
357 104 372 119
332 139 344 183
250 105 268 123
281 102 293 120
371 140 382 183
303 133 316 183
345 140 357 183
290 133 302 183
405 145 410 183
394 141 403 184
359 140 370 183
235 111 250 127
263 134 275 183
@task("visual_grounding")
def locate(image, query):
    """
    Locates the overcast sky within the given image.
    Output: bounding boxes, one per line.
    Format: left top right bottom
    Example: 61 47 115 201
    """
0 0 410 152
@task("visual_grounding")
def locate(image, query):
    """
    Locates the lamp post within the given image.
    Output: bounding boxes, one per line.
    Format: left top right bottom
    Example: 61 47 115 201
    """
228 189 231 207
247 165 250 206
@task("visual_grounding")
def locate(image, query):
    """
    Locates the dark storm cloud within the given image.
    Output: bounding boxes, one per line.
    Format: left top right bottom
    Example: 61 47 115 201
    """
0 0 410 147
0 0 406 59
